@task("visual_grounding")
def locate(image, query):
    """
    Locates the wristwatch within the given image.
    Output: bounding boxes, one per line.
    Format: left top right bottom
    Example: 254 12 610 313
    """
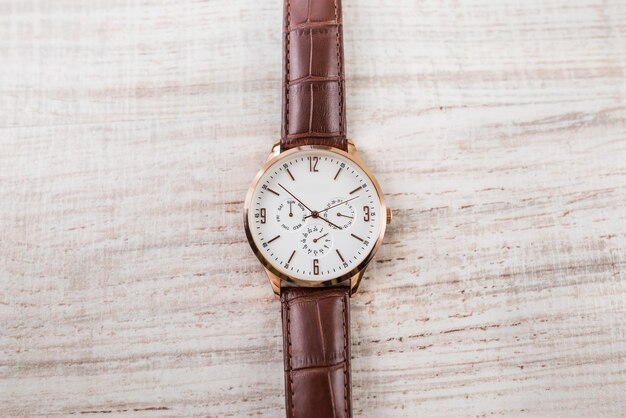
243 0 391 416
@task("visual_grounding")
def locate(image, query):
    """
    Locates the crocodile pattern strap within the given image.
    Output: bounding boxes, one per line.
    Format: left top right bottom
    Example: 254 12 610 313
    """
281 0 348 152
281 287 352 418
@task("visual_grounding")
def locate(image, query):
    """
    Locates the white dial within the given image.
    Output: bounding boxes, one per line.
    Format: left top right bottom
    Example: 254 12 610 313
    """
246 148 383 282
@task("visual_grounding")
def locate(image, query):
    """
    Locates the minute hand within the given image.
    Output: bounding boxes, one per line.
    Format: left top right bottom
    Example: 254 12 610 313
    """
306 195 360 219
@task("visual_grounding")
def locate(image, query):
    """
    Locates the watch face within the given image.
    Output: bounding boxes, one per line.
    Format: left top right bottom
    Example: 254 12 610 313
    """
245 147 384 283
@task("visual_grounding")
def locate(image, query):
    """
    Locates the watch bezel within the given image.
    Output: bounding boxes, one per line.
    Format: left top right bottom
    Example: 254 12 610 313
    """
243 145 387 289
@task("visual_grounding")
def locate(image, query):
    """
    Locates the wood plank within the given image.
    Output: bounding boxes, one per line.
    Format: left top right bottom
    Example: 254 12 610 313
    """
1 0 625 416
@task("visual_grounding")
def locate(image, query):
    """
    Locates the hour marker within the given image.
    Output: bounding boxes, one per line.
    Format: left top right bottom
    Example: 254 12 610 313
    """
267 235 281 244
351 233 364 242
260 208 266 223
286 168 295 181
349 185 363 195
334 168 342 180
363 206 370 221
336 249 345 262
287 250 296 264
308 156 319 172
267 188 280 196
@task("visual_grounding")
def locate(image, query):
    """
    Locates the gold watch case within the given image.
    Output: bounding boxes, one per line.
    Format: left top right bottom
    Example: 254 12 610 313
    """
243 141 389 295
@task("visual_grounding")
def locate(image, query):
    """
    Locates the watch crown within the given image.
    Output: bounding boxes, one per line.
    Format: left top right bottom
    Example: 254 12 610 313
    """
386 207 393 225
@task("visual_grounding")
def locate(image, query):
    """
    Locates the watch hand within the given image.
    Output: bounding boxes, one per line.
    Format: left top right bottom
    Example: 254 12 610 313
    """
337 212 354 219
304 195 360 219
278 183 314 214
289 201 294 217
312 233 328 243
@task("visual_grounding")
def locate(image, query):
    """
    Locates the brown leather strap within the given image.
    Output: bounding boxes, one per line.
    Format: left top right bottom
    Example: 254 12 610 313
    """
281 287 352 418
281 0 348 152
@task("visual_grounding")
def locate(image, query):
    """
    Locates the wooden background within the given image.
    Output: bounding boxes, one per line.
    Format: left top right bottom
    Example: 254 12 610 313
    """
1 0 625 416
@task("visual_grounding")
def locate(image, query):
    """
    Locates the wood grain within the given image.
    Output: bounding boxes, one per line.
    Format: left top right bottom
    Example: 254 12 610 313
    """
1 0 625 416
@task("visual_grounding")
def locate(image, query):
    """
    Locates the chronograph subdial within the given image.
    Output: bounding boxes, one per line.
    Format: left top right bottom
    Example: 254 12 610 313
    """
300 224 334 257
323 198 356 229
276 199 307 232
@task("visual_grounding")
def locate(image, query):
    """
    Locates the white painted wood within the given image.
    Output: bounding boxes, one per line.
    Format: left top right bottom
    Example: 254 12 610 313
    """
1 0 625 416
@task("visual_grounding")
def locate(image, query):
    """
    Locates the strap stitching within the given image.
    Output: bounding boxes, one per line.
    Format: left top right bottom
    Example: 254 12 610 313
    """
334 0 343 137
285 0 291 139
286 296 295 416
341 292 348 417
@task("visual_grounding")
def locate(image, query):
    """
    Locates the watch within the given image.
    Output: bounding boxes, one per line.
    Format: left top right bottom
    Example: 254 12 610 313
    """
243 0 391 417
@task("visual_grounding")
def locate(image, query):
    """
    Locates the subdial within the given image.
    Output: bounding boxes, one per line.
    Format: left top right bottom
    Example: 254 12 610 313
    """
323 198 356 229
276 199 307 232
300 224 334 257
